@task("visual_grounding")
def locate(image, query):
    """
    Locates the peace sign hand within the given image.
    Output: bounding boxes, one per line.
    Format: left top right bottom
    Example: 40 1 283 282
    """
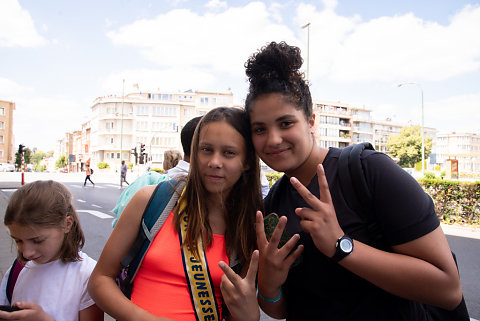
219 250 260 321
290 164 344 258
255 210 303 299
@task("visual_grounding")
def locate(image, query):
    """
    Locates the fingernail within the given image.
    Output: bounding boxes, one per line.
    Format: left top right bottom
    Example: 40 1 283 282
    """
290 177 298 184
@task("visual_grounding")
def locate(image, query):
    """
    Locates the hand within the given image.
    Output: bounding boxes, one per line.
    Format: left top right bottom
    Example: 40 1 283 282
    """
290 163 344 258
255 211 303 299
0 302 53 321
219 250 260 321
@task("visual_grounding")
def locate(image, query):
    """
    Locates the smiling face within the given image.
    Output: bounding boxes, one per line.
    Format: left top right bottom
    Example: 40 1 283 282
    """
196 120 249 198
8 218 72 264
249 93 315 178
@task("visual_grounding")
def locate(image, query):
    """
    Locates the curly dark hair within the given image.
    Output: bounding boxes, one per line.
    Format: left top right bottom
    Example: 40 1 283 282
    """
245 41 313 120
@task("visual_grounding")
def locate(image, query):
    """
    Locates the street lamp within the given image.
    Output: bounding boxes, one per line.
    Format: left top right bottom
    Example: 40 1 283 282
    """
398 82 425 176
301 22 311 81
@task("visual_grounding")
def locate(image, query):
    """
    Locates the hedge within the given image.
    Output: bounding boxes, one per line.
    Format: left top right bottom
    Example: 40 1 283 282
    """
265 173 480 226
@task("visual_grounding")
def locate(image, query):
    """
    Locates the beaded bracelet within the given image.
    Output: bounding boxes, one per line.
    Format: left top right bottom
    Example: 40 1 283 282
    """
257 285 282 303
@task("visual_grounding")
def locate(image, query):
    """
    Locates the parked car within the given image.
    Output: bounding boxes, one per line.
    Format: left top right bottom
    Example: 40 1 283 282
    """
0 163 15 172
57 168 68 173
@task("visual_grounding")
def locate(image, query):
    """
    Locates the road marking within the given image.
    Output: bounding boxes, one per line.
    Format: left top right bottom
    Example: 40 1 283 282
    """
106 184 121 188
77 199 86 203
92 204 102 208
1 189 17 193
77 210 112 219
71 185 82 189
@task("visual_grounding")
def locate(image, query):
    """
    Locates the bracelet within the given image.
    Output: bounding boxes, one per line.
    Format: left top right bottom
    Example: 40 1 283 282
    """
257 285 282 303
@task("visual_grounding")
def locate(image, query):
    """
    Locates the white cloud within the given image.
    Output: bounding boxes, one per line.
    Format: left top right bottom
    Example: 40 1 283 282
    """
107 2 298 77
0 0 46 47
427 93 480 133
205 0 227 11
0 77 31 99
295 4 480 83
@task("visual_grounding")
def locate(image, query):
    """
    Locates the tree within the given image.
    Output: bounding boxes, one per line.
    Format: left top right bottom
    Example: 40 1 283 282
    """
387 126 432 168
32 150 47 171
56 154 66 169
15 147 32 170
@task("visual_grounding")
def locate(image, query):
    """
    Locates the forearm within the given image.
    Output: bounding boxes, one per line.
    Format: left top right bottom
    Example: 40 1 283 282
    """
256 286 287 319
339 240 462 309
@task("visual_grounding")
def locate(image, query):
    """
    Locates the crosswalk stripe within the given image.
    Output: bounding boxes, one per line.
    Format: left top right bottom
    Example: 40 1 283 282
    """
77 210 112 219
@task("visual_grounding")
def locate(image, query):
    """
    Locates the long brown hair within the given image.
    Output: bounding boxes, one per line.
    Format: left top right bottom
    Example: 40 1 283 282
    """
5 180 85 263
174 107 263 266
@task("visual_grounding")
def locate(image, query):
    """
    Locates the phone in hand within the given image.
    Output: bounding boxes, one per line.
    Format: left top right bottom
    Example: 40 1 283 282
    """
0 305 22 312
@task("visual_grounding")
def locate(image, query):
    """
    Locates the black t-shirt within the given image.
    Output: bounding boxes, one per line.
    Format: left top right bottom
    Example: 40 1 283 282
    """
263 148 439 321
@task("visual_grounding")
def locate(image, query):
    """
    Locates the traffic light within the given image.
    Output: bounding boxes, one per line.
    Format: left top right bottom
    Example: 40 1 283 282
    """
131 147 138 164
18 144 25 154
140 143 146 156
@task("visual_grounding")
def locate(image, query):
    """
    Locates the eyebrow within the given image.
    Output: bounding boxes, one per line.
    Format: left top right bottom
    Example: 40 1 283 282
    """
199 142 241 150
251 114 297 126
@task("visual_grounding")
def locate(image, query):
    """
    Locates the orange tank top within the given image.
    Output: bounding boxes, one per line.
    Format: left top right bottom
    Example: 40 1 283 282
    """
131 212 229 320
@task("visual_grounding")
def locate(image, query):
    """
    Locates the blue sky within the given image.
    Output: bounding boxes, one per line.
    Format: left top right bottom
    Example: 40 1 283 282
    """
1 0 479 151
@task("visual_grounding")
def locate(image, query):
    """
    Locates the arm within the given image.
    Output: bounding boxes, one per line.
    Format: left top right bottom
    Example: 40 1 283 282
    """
79 304 103 321
87 185 174 321
291 164 462 310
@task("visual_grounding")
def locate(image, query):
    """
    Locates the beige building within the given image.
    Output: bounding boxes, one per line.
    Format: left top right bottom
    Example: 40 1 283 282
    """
88 89 234 171
0 100 15 163
436 132 480 174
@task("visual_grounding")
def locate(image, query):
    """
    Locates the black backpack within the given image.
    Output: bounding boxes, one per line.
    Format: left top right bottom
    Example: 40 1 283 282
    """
338 142 469 321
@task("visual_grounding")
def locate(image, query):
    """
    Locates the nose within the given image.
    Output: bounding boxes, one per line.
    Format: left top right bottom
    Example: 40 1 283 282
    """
208 152 222 169
21 242 37 260
266 128 282 146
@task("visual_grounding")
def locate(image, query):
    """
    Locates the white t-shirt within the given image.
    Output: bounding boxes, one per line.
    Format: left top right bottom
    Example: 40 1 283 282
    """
0 251 97 321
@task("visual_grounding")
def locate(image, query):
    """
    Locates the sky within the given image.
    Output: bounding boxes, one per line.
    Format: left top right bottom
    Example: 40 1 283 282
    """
1 0 479 151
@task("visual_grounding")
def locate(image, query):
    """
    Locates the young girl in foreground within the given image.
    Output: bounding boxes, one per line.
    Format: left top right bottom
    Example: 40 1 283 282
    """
245 42 463 320
0 180 103 321
89 107 263 321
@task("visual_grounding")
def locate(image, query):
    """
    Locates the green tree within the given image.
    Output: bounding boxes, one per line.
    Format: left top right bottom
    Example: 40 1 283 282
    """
56 154 66 169
32 150 47 171
15 147 32 169
387 126 432 168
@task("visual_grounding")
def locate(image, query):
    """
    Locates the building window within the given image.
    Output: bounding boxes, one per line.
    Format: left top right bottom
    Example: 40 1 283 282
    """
111 152 115 159
0 136 3 144
136 106 149 115
0 108 4 116
117 152 120 159
0 122 3 129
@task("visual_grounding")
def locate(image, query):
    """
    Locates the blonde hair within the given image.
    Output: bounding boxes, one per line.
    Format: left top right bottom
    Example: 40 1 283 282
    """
5 180 85 263
163 149 183 170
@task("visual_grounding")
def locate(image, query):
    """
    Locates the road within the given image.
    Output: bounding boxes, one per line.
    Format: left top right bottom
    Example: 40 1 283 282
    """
0 171 479 320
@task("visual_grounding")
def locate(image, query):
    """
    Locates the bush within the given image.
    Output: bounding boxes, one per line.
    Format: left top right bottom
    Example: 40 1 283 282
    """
127 162 133 169
97 162 110 169
424 172 436 179
419 178 480 225
149 168 165 173
266 172 283 187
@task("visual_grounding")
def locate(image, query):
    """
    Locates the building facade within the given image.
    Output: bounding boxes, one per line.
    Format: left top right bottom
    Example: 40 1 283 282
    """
88 90 234 171
0 100 15 163
436 132 480 174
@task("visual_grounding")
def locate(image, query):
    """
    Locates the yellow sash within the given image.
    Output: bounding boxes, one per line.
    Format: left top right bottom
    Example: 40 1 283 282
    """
178 198 221 321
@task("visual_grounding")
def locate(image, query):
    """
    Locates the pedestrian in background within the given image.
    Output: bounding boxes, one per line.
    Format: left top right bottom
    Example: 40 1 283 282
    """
245 41 463 320
0 180 103 321
163 149 182 172
89 107 263 320
120 160 129 188
84 164 94 187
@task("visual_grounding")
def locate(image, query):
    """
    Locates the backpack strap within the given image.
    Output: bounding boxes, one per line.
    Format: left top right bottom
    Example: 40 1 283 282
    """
120 179 185 273
6 259 24 304
338 142 384 244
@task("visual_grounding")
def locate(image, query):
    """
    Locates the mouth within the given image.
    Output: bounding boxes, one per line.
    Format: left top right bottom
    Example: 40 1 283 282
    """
205 174 224 182
266 147 290 157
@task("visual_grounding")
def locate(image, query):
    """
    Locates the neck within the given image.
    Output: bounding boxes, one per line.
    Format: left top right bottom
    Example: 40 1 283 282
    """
206 195 226 235
286 146 329 186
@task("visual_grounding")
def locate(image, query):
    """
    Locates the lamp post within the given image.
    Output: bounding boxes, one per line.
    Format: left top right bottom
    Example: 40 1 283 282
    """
301 22 311 81
398 82 425 175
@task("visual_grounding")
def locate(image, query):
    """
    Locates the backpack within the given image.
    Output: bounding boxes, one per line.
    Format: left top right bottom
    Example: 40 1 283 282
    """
5 258 24 305
338 142 470 321
90 168 94 175
116 179 186 299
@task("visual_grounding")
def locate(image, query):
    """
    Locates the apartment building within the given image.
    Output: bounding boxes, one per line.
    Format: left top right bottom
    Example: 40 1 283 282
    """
0 100 15 163
436 132 480 174
88 89 233 171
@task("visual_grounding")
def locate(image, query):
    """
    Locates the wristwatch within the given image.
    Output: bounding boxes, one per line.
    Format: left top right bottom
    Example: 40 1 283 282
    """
332 235 354 262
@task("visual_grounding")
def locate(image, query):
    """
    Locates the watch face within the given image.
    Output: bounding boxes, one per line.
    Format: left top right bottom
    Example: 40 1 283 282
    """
339 238 353 253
